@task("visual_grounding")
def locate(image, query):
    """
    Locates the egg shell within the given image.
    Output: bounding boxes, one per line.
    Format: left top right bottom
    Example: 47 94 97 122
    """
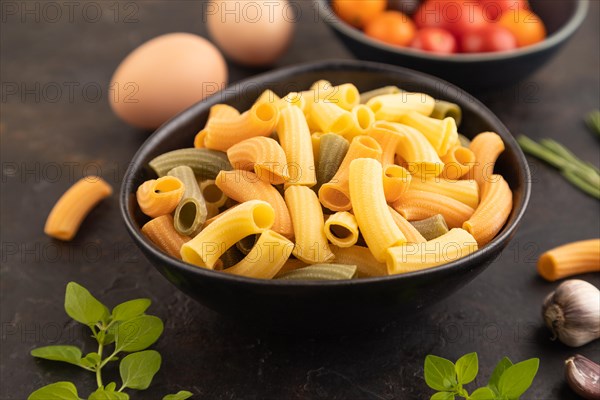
207 0 294 67
110 32 228 130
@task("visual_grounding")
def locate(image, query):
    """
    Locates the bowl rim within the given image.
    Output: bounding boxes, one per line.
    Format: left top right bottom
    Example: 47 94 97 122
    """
315 0 589 62
120 59 531 287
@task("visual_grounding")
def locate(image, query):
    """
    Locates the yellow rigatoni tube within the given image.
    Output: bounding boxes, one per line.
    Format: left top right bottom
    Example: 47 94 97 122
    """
285 185 334 264
224 230 294 279
255 89 281 105
400 111 458 156
394 123 445 178
366 92 435 121
44 177 113 241
194 104 240 148
440 145 476 180
349 158 406 262
180 200 275 269
388 206 426 244
277 106 317 187
319 135 382 211
537 239 600 282
278 92 307 112
465 132 505 187
136 176 184 218
204 101 280 151
324 211 359 248
463 175 512 246
331 246 388 278
383 164 412 203
392 190 475 228
308 102 355 136
409 177 480 209
226 137 289 185
141 215 191 260
199 179 228 208
386 228 478 275
345 104 376 140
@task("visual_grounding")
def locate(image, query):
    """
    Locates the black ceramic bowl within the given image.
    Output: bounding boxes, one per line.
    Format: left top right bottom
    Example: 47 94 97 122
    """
121 60 530 332
317 0 588 91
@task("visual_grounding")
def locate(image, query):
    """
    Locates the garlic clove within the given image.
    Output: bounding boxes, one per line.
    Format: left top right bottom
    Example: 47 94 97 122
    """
565 354 600 400
542 279 600 347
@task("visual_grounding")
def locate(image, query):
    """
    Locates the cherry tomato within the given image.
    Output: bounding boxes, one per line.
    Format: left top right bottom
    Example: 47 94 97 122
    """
497 9 546 47
364 11 417 47
332 0 387 29
460 25 517 52
413 0 489 40
479 0 529 21
411 27 457 54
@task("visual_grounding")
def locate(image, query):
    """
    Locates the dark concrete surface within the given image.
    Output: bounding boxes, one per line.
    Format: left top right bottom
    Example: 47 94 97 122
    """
1 1 599 399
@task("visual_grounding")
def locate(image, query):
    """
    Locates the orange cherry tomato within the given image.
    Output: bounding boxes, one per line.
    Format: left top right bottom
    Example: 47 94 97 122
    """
364 11 416 47
497 9 546 47
332 0 387 29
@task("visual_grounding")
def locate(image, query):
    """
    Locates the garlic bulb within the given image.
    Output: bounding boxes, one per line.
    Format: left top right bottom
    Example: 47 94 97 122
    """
565 354 600 400
542 279 600 347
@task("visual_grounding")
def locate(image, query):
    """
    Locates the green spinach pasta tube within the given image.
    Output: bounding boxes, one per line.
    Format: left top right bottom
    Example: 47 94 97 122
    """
316 133 350 190
430 100 462 126
410 214 449 240
167 166 208 236
275 264 357 281
150 148 232 179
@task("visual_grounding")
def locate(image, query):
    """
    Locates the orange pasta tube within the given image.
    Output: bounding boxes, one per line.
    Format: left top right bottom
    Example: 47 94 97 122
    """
440 145 476 180
324 211 359 248
388 206 426 244
465 132 505 187
141 215 191 260
136 176 185 218
392 190 475 228
349 158 406 262
44 177 112 241
367 121 404 165
277 106 317 187
204 102 280 151
215 170 293 239
194 104 240 148
409 178 479 209
311 132 324 162
319 135 382 211
331 246 387 278
463 175 512 246
226 137 289 185
537 239 600 281
383 164 412 203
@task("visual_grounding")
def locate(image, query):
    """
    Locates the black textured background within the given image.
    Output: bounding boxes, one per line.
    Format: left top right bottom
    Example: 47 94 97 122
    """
1 1 599 399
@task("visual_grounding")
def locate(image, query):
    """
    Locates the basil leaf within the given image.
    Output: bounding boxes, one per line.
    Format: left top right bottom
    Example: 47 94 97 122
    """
488 357 513 393
79 352 101 369
424 355 457 392
497 358 539 398
163 391 193 400
30 346 82 367
115 315 164 353
469 387 495 400
455 352 478 385
64 282 109 326
112 299 151 322
102 322 120 345
28 382 79 400
430 392 454 400
119 350 162 390
89 387 129 400
105 382 117 392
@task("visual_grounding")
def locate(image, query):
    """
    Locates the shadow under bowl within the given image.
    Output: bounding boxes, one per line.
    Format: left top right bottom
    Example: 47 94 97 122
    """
120 60 531 333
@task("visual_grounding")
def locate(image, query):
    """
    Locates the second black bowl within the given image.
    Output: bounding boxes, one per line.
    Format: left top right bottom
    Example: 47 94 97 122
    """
121 60 530 332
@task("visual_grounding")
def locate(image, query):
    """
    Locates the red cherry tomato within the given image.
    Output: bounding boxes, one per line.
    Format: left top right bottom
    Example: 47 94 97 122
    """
411 27 457 54
460 25 518 52
413 0 489 40
479 0 529 21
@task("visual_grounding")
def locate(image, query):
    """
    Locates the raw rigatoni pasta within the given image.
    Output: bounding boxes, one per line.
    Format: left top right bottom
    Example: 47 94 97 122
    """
431 100 462 125
359 85 401 104
386 228 478 275
285 185 334 263
216 170 293 239
226 137 289 184
277 106 317 186
224 230 294 279
382 164 412 203
180 200 275 268
465 132 505 187
136 176 184 218
324 211 359 248
194 104 241 148
392 190 475 228
167 166 208 236
346 104 376 140
149 148 232 179
410 214 449 241
349 158 406 262
463 175 512 246
319 135 382 211
394 123 444 178
199 179 228 208
367 92 435 121
331 246 388 277
276 264 357 280
388 206 427 244
367 121 404 165
537 239 600 281
316 133 350 190
440 145 476 180
311 82 360 111
409 177 479 209
141 215 191 260
400 111 458 156
45 177 112 241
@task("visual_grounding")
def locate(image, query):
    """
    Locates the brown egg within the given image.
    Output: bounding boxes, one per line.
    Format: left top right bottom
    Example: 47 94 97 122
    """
110 33 227 130
206 0 294 67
